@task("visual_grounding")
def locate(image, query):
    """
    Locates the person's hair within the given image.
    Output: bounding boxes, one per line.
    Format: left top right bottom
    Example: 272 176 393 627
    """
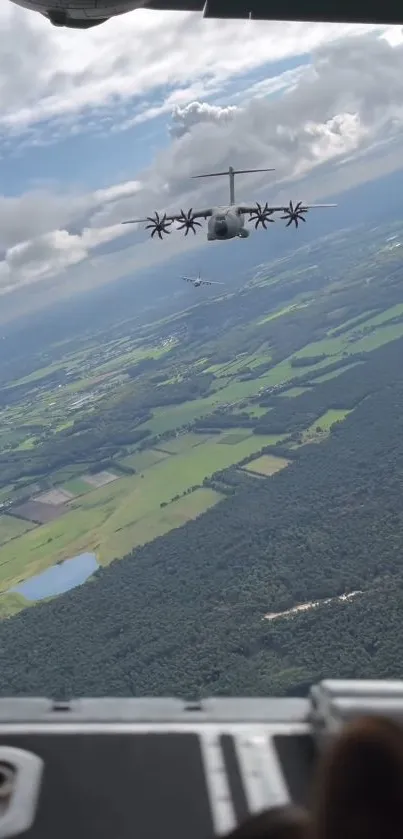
311 715 403 839
221 805 309 839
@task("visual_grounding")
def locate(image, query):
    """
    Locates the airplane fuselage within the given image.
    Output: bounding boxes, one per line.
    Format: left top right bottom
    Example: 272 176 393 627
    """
207 206 250 241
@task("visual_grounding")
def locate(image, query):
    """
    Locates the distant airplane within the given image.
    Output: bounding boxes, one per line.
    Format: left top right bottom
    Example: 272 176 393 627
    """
182 273 224 289
122 165 336 243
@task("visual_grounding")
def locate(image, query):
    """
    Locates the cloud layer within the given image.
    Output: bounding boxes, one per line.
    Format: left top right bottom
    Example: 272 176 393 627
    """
0 4 384 138
1 8 403 315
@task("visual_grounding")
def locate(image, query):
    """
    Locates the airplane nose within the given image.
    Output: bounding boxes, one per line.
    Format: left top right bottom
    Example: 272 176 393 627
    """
215 221 228 237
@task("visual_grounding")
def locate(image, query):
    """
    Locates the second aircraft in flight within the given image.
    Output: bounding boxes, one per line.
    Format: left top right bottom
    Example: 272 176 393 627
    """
182 273 224 289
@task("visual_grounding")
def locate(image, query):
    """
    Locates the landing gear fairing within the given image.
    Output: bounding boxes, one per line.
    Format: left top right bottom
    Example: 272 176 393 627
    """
8 0 203 28
121 166 336 243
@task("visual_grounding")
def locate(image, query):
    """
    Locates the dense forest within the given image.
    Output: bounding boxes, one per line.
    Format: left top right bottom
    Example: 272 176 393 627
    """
1 335 403 697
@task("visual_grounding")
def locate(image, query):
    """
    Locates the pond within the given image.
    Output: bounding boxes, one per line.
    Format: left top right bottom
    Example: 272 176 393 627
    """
10 552 99 602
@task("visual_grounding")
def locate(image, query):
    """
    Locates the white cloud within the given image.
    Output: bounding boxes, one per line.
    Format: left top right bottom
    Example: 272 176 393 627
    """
233 64 312 102
169 102 239 138
93 181 143 204
0 179 143 252
5 231 86 282
0 4 388 138
0 223 129 295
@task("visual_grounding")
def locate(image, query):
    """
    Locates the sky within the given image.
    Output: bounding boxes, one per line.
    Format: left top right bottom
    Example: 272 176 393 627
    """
1 2 403 322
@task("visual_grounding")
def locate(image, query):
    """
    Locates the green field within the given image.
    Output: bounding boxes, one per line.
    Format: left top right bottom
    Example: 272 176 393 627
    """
10 360 67 387
145 361 336 435
93 343 173 376
293 307 403 363
220 431 253 445
288 408 354 451
279 386 312 398
16 436 37 451
0 515 35 546
154 434 215 454
312 409 353 431
349 322 403 353
119 449 170 470
258 300 310 325
359 303 403 328
312 363 362 384
300 409 353 444
204 352 270 377
0 592 32 619
104 488 222 559
243 405 268 417
326 310 376 336
62 478 93 497
242 454 290 476
0 431 280 591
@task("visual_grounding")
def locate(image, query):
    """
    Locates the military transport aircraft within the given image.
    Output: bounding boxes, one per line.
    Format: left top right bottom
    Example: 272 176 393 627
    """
182 273 224 289
121 166 336 243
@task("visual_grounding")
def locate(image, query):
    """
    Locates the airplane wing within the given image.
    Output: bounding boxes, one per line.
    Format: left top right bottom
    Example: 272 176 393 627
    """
238 201 337 229
238 202 337 215
201 281 224 286
122 208 213 238
122 210 212 225
181 277 195 282
143 0 401 24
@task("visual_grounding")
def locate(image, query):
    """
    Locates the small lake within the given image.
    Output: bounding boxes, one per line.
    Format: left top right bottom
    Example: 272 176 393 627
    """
10 552 99 602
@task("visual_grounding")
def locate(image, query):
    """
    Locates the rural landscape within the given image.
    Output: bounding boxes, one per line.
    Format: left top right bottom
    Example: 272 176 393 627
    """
1 216 403 696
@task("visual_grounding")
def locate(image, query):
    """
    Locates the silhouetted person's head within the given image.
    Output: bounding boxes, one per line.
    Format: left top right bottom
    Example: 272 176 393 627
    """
221 805 309 839
311 715 403 839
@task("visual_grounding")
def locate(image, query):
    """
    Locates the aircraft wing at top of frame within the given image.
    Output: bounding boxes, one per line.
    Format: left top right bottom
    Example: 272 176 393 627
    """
145 0 403 23
9 0 402 29
239 200 337 229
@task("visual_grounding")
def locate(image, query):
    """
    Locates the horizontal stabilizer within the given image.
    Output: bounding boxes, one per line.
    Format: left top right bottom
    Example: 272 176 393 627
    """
192 167 275 179
302 203 337 208
232 168 275 175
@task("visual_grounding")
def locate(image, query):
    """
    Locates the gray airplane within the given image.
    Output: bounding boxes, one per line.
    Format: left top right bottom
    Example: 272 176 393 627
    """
121 166 336 242
182 273 224 289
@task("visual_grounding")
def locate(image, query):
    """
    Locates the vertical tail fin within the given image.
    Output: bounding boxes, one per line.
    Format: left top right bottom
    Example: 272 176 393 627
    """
191 166 275 205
